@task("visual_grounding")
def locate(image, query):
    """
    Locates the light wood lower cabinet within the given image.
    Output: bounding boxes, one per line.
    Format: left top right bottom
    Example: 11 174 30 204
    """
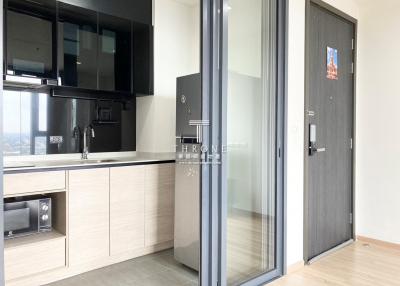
5 234 66 281
144 164 175 246
110 166 145 255
4 163 175 286
68 168 110 266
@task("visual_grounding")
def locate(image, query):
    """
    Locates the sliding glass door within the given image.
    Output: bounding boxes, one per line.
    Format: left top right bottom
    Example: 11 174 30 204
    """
201 0 286 285
224 0 286 284
225 0 282 284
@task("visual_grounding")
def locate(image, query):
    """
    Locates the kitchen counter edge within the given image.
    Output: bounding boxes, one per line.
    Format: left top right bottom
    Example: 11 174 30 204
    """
3 158 176 174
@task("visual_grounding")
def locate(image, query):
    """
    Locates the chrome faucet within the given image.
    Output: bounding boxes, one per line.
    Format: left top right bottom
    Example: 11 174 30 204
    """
82 125 95 160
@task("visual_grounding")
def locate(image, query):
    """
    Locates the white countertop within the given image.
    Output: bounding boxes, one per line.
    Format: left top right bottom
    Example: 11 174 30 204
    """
4 152 175 173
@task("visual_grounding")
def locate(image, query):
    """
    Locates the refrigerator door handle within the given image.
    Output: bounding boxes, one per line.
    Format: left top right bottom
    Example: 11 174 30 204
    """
196 125 202 144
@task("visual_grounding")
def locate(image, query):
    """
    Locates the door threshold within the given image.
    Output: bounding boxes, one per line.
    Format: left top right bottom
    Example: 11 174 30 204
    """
307 239 354 265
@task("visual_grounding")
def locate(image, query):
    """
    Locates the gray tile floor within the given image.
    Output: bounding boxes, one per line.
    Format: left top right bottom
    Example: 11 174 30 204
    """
46 249 198 286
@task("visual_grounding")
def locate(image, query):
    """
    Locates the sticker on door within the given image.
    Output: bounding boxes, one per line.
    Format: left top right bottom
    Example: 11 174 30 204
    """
327 47 338 80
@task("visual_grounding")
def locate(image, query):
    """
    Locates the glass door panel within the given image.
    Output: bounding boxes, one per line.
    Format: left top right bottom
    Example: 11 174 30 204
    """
98 13 131 92
58 2 98 89
6 0 56 79
225 0 278 284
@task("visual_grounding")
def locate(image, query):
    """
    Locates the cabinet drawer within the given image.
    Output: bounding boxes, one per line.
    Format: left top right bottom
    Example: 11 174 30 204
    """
5 237 66 281
4 171 66 197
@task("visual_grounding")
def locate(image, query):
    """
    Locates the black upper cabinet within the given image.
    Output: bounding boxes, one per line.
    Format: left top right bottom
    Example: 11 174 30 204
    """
57 0 152 25
5 0 57 79
58 2 134 94
4 0 153 97
98 13 132 93
58 2 98 90
133 23 153 96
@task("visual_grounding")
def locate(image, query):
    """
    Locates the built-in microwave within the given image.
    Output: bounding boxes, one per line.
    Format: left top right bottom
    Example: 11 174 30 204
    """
4 197 52 239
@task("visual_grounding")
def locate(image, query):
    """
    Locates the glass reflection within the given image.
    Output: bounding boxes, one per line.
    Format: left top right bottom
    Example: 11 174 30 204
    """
38 93 48 132
3 91 48 156
226 0 277 284
58 2 98 89
3 90 22 156
3 90 136 156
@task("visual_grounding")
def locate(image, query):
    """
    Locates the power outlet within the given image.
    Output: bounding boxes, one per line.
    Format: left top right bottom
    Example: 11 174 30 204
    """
50 136 63 144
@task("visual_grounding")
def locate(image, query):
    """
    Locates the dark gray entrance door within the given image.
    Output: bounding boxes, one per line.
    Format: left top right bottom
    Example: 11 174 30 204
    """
306 2 355 261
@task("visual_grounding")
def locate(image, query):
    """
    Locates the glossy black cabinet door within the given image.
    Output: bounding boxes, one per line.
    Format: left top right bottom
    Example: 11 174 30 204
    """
5 0 56 79
57 0 152 25
98 13 131 92
133 23 154 95
58 2 98 89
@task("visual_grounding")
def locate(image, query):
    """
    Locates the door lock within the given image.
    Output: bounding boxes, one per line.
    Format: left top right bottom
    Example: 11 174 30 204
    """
309 144 327 155
309 124 327 156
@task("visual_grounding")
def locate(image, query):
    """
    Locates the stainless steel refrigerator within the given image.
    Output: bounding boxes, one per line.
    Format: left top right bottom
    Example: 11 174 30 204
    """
174 73 201 271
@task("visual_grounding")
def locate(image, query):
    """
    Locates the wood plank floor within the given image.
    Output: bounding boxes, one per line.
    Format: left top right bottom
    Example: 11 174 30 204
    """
46 239 400 286
270 241 400 286
227 210 274 285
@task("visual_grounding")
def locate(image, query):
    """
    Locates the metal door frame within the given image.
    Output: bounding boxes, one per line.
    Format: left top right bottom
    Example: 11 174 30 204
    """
304 0 358 264
200 0 223 284
201 0 288 285
0 0 4 284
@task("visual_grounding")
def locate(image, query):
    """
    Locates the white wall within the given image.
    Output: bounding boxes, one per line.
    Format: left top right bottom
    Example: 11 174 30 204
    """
136 0 200 153
286 0 360 266
228 0 262 78
355 0 400 244
286 0 306 267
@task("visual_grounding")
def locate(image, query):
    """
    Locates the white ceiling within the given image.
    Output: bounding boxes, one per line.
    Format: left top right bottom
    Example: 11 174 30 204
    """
173 0 199 6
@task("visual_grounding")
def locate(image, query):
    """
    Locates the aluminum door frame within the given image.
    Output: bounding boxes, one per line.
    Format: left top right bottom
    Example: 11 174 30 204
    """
0 0 5 284
201 0 288 285
200 0 219 284
304 0 358 264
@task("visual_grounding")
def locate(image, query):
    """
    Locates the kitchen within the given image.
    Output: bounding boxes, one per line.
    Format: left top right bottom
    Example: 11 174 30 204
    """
2 0 201 285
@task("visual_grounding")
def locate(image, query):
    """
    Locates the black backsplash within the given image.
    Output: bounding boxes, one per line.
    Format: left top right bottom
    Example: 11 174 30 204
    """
3 90 136 156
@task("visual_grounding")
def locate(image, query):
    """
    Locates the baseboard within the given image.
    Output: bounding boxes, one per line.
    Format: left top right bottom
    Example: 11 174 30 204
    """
287 261 304 274
357 236 400 251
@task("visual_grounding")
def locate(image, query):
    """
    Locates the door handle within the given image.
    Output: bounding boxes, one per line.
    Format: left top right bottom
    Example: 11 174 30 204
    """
309 144 327 155
309 124 326 156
